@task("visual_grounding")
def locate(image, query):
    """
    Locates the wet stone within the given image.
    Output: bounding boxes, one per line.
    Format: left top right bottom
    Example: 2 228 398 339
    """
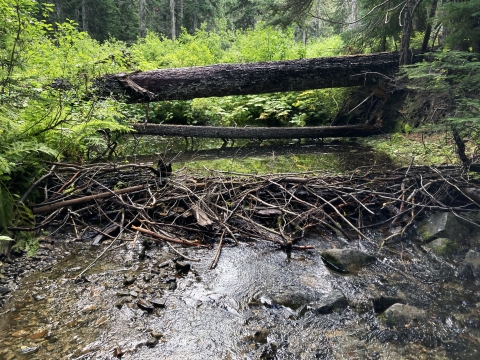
12 329 29 337
263 287 324 310
253 330 269 344
32 294 45 302
116 290 131 297
307 290 348 314
380 303 426 327
175 261 191 274
115 296 132 308
0 286 11 295
123 276 136 286
30 329 48 339
137 298 154 311
321 249 376 272
457 250 480 280
349 299 371 313
36 249 50 257
150 298 167 308
19 346 39 354
372 295 406 313
418 212 470 243
151 331 163 339
146 336 159 347
425 238 458 256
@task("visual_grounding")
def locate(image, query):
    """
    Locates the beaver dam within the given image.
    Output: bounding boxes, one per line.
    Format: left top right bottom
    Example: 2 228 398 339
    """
18 161 479 255
1 159 480 359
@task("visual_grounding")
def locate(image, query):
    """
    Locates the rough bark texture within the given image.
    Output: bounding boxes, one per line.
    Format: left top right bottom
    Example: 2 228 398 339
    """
421 0 438 53
130 124 381 139
97 52 417 103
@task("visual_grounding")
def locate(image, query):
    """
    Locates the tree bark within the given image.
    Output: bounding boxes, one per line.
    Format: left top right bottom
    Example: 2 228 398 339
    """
179 0 184 29
97 51 417 103
32 185 145 214
81 0 88 32
193 0 198 31
170 0 176 40
130 124 382 139
399 0 423 65
140 0 146 38
421 0 438 53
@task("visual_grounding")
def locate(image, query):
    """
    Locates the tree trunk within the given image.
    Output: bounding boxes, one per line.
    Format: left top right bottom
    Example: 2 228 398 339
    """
348 0 359 30
170 0 176 40
81 0 88 32
399 0 423 65
140 0 146 38
97 51 417 103
193 0 198 31
55 0 62 19
129 124 382 139
179 0 184 29
421 0 438 53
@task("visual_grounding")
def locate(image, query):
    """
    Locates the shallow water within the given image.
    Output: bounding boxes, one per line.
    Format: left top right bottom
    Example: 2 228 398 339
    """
122 138 394 174
1 230 479 359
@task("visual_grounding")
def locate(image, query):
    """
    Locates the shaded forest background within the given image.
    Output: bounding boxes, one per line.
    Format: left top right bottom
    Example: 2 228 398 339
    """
0 0 479 251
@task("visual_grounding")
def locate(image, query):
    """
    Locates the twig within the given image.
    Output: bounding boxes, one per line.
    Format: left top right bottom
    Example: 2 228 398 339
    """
166 241 200 262
18 164 56 204
132 225 205 247
209 231 225 269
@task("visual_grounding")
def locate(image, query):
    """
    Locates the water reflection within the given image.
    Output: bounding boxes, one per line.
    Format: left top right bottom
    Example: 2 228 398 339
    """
122 137 394 174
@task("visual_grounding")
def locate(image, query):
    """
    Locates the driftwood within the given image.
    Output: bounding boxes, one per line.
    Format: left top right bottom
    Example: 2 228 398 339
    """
96 51 417 103
130 124 382 139
32 184 145 214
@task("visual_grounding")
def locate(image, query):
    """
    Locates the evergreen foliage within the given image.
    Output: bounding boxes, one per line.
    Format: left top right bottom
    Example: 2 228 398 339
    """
440 0 480 52
405 51 480 129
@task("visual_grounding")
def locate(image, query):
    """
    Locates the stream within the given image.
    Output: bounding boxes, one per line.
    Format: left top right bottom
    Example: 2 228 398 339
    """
0 140 479 359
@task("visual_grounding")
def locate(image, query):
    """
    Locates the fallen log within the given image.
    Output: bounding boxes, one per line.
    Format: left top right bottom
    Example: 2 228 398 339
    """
130 124 382 139
96 51 414 103
32 185 145 214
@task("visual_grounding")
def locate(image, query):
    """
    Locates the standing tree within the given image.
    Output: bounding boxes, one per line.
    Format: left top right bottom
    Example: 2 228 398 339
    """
140 0 147 38
170 0 176 40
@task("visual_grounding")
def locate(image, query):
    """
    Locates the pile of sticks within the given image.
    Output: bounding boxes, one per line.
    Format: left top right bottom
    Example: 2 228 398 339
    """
16 161 480 264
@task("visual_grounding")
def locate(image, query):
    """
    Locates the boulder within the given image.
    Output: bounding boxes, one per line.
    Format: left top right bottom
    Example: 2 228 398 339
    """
457 250 480 280
307 290 348 314
262 286 324 310
380 303 426 327
418 212 470 243
321 249 376 272
425 238 458 256
372 295 406 313
0 286 11 295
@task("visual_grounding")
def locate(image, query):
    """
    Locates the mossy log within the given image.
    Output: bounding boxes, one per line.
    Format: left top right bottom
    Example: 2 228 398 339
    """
130 124 382 139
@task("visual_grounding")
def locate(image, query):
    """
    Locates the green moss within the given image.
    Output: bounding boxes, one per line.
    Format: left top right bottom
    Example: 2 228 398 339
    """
425 238 459 256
